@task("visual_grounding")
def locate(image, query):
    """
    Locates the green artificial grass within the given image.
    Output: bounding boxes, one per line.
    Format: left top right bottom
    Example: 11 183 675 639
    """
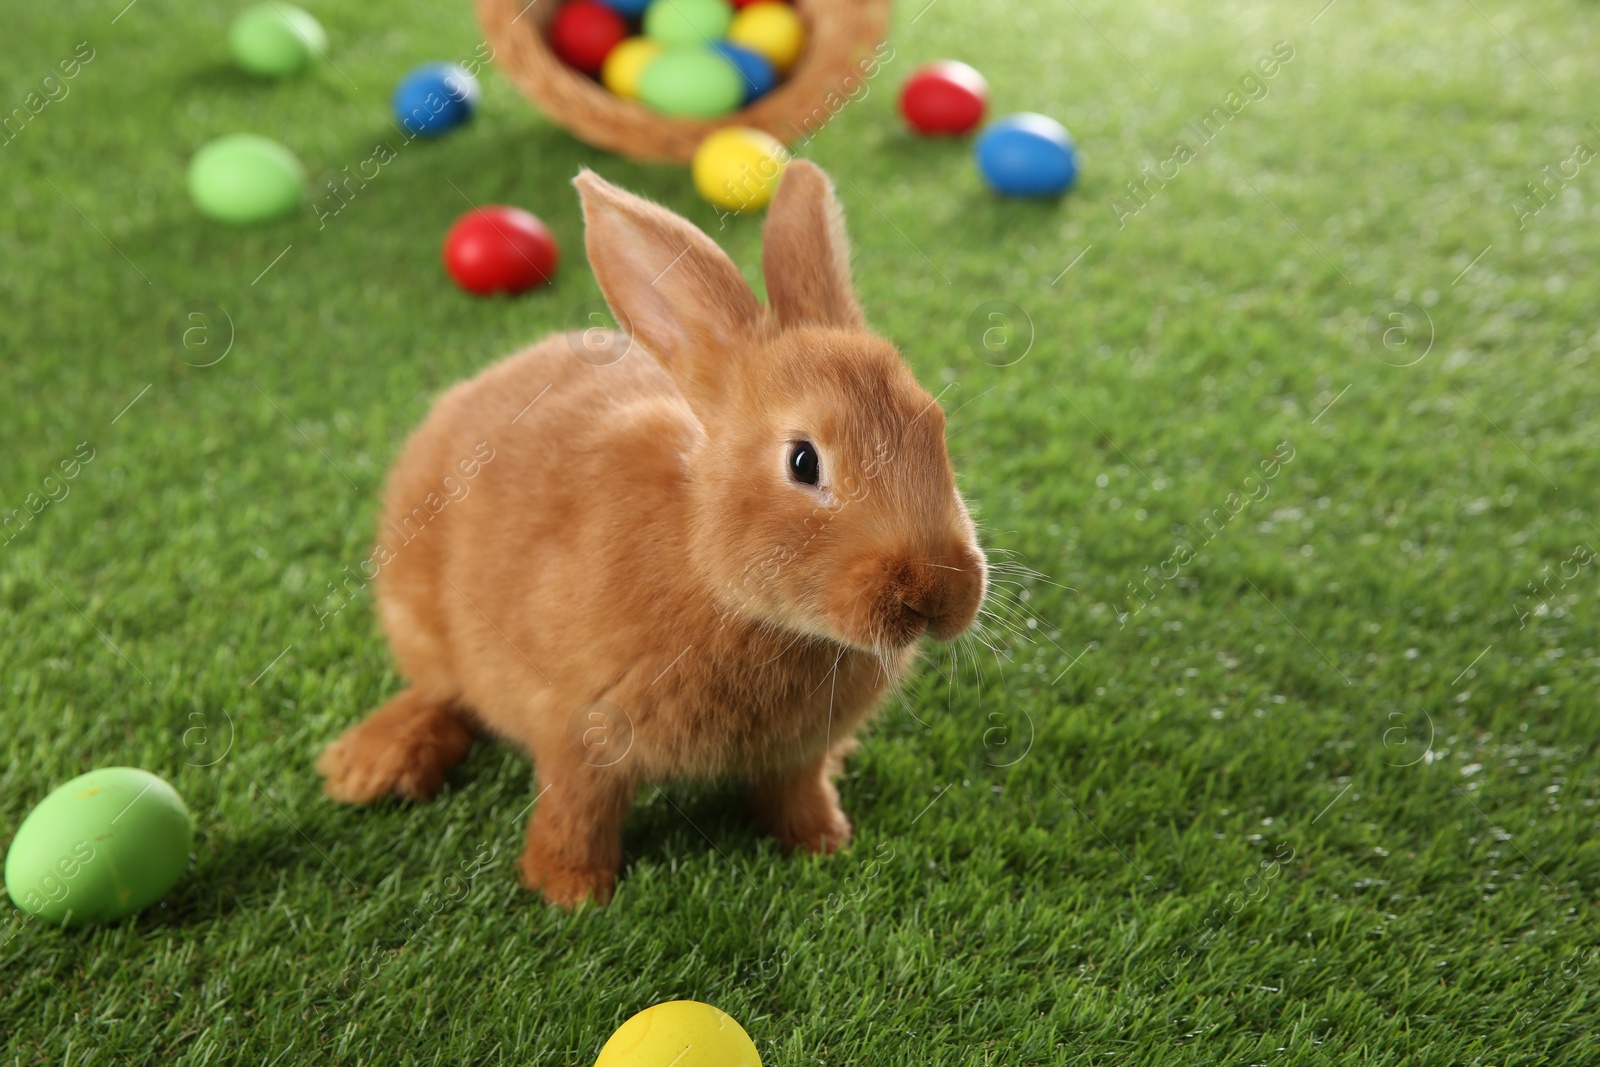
4 0 1600 1062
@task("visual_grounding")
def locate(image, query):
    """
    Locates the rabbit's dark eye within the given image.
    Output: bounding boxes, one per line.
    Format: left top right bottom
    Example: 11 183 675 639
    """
788 440 821 486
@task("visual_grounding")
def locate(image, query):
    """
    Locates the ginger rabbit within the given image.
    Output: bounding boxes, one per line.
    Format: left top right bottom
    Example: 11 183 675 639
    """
316 161 986 906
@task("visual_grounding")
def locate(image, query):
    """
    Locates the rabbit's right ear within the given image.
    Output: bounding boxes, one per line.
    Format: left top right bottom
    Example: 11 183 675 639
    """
761 160 866 331
576 169 762 408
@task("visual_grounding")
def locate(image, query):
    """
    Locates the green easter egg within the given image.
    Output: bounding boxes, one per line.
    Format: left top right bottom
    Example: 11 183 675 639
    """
638 48 744 119
4 768 193 929
643 0 733 47
188 134 306 224
229 3 326 77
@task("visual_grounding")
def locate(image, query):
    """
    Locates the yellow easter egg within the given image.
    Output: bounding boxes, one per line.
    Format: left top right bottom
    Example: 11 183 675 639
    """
727 2 805 73
602 36 663 100
594 1001 761 1067
692 127 790 211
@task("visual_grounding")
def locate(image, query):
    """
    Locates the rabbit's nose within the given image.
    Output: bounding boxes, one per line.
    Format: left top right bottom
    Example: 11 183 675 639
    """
893 548 986 641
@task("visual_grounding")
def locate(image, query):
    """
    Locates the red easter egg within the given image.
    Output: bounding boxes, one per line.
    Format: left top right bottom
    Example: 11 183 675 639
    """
549 0 628 74
443 207 559 295
899 60 989 136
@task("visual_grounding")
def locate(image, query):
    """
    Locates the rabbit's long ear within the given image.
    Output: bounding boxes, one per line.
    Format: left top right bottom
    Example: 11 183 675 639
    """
576 169 761 405
761 160 866 331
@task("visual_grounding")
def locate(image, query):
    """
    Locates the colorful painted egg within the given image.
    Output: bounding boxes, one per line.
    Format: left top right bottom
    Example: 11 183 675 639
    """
187 133 306 223
392 63 481 137
974 112 1079 196
644 0 733 47
693 127 789 210
900 60 988 135
602 36 663 100
711 41 778 103
4 767 193 929
727 2 805 73
637 48 744 118
229 3 326 77
443 206 560 295
595 1001 761 1067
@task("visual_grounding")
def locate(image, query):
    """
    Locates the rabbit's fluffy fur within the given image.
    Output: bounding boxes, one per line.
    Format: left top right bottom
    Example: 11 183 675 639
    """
316 162 986 907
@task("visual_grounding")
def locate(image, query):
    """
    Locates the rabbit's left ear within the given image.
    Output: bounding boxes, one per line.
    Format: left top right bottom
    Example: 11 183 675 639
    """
761 160 866 331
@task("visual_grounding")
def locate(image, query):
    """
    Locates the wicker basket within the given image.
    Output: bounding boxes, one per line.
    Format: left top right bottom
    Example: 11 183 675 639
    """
476 0 892 163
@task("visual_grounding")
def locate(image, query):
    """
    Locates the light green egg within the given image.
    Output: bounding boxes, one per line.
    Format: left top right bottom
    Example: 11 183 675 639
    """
229 3 326 78
5 767 193 930
638 48 744 119
643 0 732 47
188 133 306 224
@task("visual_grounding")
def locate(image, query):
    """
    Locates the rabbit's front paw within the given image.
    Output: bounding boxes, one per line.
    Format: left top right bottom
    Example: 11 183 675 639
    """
518 848 617 908
316 690 473 804
771 804 853 855
752 762 854 855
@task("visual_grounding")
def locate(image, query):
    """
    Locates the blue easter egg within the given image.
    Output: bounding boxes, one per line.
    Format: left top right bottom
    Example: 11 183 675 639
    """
393 63 481 137
974 113 1078 197
597 0 651 15
712 41 778 104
